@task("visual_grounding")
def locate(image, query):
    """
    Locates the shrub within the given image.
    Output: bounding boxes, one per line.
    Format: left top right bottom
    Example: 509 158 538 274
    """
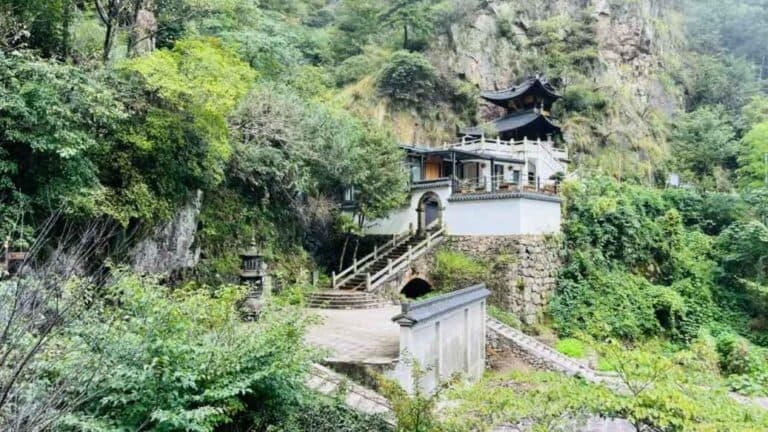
58 272 318 431
378 361 454 432
431 250 489 291
559 84 609 115
335 54 377 85
489 305 522 329
552 176 720 342
277 396 392 431
376 50 440 108
556 338 587 358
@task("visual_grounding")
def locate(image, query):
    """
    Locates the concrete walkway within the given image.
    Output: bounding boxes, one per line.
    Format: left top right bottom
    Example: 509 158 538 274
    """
305 306 401 363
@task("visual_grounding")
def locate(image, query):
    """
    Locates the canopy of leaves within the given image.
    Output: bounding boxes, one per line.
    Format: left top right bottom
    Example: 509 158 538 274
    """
551 176 725 341
738 122 768 190
670 105 738 191
376 50 440 108
0 51 124 219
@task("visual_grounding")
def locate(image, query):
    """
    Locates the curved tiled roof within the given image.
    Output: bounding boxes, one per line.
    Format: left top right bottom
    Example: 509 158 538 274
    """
460 110 561 137
481 76 561 105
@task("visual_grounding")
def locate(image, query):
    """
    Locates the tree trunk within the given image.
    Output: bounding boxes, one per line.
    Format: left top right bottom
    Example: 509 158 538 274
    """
403 24 408 50
95 0 119 62
338 234 350 272
352 237 360 262
127 0 142 57
102 22 115 62
127 0 157 57
61 2 71 59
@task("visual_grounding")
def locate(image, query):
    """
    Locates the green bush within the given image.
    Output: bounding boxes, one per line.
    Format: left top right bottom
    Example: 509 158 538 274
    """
559 84 608 115
376 50 440 108
431 250 489 291
57 272 318 431
489 305 522 329
335 54 377 85
551 176 719 342
555 338 587 358
276 396 392 431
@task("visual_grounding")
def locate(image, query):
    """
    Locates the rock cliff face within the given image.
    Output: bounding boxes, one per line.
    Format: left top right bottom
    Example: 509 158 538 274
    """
131 190 202 275
432 0 678 110
421 0 682 174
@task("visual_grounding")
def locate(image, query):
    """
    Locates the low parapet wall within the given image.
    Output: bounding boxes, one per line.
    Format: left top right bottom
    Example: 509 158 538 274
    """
389 284 490 394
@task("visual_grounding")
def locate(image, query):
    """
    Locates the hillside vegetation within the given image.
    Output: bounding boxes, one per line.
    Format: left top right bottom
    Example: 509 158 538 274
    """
3 0 768 430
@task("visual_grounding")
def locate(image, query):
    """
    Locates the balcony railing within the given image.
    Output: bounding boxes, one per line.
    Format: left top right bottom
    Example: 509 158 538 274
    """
451 176 487 194
444 136 568 161
449 175 560 196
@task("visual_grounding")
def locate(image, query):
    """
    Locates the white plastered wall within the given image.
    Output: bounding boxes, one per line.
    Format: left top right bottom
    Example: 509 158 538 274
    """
360 184 452 235
444 197 561 235
388 300 487 394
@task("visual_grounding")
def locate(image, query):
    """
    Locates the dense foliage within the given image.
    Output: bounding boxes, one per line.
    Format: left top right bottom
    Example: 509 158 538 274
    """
445 345 768 431
5 0 768 429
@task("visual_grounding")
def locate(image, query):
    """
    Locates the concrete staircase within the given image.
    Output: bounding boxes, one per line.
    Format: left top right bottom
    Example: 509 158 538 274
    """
306 290 387 309
307 227 445 310
334 235 425 291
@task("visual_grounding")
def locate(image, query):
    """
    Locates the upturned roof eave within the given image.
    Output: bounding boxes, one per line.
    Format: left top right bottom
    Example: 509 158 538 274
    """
481 78 561 105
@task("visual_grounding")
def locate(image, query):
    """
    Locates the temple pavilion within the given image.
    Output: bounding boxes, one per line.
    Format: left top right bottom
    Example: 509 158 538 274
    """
346 76 569 237
460 75 562 141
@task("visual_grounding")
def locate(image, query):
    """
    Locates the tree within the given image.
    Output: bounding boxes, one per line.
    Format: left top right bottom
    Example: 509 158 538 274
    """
103 37 255 224
671 105 738 191
331 0 385 60
0 0 75 57
94 0 126 62
376 50 440 108
379 0 438 50
0 218 118 431
738 122 768 190
0 51 125 217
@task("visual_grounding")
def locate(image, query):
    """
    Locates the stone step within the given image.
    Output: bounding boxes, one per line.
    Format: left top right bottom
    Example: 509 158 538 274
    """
307 303 386 310
311 292 371 298
307 290 387 310
309 297 382 304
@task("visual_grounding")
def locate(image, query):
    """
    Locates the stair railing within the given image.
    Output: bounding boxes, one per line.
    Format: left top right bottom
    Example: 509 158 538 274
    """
365 226 446 291
332 230 412 289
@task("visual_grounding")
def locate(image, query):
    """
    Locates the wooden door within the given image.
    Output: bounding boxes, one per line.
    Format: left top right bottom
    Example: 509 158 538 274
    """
425 161 441 180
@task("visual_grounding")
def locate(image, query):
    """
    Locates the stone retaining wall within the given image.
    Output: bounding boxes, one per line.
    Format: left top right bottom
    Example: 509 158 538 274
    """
486 325 559 372
442 235 562 324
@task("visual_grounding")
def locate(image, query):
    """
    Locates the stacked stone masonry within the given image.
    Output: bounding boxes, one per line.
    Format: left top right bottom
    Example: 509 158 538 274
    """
442 235 562 324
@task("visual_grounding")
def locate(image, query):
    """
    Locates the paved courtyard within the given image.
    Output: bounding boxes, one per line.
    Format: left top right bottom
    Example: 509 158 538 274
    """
305 306 401 363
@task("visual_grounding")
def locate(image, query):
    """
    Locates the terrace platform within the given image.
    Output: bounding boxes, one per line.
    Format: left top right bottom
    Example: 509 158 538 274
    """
305 306 400 364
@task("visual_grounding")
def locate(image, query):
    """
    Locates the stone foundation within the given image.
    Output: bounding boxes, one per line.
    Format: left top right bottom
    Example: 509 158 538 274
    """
442 235 562 324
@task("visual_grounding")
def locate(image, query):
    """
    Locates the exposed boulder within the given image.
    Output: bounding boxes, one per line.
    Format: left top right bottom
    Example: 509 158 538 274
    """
131 190 202 275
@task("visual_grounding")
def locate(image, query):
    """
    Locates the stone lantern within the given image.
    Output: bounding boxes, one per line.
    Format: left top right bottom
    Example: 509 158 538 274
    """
1 238 29 279
239 237 267 320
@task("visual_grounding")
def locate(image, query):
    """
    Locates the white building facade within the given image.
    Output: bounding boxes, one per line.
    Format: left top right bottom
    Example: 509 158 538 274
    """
356 135 567 237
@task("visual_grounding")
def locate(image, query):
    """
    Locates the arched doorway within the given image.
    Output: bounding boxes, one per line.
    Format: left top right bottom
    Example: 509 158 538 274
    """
417 192 442 235
401 278 433 299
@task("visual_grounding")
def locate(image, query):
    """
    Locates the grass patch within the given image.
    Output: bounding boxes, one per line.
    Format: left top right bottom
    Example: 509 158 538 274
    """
555 338 587 358
489 305 522 329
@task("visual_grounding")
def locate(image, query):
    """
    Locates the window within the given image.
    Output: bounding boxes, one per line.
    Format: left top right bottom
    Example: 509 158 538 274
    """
410 162 422 182
511 170 520 184
343 186 356 202
493 164 504 177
